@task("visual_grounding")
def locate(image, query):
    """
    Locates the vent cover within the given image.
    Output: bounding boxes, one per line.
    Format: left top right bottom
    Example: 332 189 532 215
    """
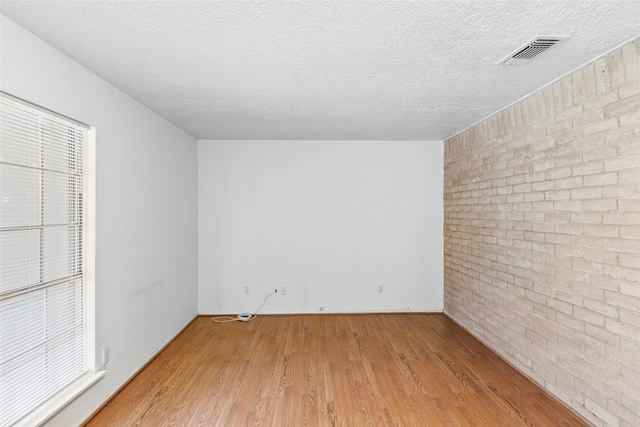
499 36 569 65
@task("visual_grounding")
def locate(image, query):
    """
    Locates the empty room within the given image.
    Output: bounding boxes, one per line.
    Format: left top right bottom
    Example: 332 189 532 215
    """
0 1 638 426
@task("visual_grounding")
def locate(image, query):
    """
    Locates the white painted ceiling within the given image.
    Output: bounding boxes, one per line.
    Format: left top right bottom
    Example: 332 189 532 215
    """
1 1 639 140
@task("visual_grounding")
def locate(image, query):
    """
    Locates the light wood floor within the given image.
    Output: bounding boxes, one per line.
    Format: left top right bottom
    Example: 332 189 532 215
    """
85 314 589 426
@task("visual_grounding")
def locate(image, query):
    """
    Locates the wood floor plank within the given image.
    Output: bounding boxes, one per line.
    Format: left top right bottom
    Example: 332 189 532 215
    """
85 314 589 427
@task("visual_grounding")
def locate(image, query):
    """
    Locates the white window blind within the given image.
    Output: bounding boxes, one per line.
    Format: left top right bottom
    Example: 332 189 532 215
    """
0 94 90 426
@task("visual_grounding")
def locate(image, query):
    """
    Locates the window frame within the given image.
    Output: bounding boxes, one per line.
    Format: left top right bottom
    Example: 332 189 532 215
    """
0 92 103 426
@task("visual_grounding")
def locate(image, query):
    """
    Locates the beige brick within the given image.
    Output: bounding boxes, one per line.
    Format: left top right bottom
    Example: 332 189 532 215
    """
555 152 584 167
555 223 584 236
583 172 618 187
620 282 640 299
555 176 582 189
604 265 639 283
619 307 640 327
595 57 611 94
524 192 545 202
603 212 640 225
524 171 546 183
545 189 571 200
585 273 620 291
622 40 638 83
619 225 640 239
532 115 556 132
603 183 640 198
570 212 602 224
619 107 640 128
552 80 564 112
583 147 617 163
620 335 640 355
584 118 619 136
608 399 640 427
491 177 508 187
555 200 584 211
546 166 572 180
585 397 618 427
507 154 526 168
620 368 640 394
572 331 607 355
572 161 604 176
506 175 525 186
561 75 574 108
555 245 583 258
582 63 597 100
548 339 578 362
603 238 640 253
576 139 615 157
604 94 640 118
583 225 618 237
546 119 573 136
619 199 640 212
572 234 603 249
544 211 571 222
556 105 583 121
584 298 619 318
572 69 586 105
619 254 640 269
530 237 554 251
617 139 640 156
606 317 640 336
573 258 603 274
533 90 549 120
583 248 618 266
556 289 584 306
532 158 556 172
584 90 618 111
619 81 640 99
585 349 620 378
607 49 624 89
604 156 640 175
513 183 532 193
584 324 620 346
527 136 556 155
490 194 506 204
571 187 603 200
556 311 588 332
582 199 618 211
523 212 543 222
513 201 534 211
573 108 604 127
503 195 520 205
533 301 557 319
545 297 574 316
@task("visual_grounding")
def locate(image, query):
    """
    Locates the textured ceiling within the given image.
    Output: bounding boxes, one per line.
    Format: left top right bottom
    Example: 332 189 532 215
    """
1 1 639 141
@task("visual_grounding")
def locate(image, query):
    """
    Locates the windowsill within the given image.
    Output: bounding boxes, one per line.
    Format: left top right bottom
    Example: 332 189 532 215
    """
14 370 106 427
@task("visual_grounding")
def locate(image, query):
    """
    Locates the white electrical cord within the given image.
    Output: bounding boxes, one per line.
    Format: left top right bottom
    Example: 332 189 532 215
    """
213 289 277 323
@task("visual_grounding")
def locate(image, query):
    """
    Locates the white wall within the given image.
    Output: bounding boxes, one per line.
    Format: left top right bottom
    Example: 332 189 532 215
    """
198 140 443 314
1 16 198 426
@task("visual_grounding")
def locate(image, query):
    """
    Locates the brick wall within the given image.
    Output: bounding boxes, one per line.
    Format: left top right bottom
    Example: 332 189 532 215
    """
444 37 639 427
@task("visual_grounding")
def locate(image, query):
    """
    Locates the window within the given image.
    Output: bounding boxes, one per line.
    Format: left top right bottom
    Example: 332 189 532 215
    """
0 93 100 426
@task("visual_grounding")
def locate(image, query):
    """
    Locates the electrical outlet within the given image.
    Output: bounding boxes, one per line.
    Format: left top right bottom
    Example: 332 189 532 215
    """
102 347 110 366
281 287 287 295
244 286 249 294
378 285 384 293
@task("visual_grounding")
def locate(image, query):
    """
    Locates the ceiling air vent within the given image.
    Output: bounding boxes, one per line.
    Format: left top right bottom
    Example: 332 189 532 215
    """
498 36 569 65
